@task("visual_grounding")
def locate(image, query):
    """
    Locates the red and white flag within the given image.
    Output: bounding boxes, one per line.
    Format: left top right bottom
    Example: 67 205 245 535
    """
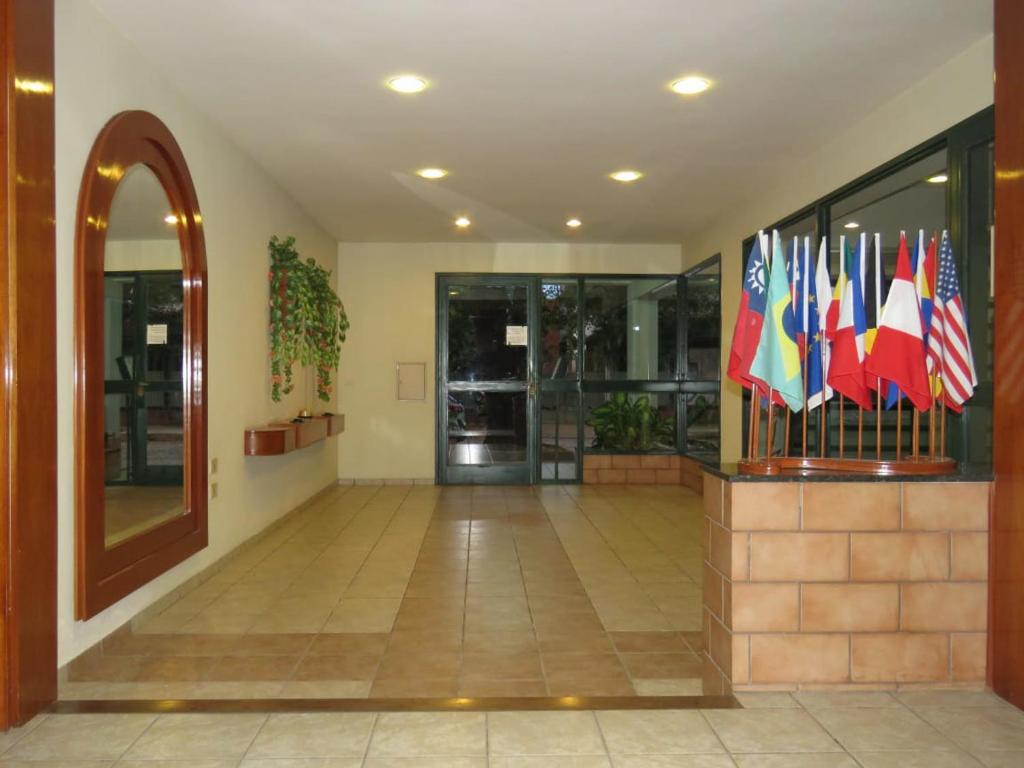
864 232 931 411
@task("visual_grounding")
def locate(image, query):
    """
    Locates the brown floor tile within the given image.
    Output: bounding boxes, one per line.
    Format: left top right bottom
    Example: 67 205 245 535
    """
460 650 543 680
369 678 460 698
546 672 637 697
536 631 614 654
681 631 705 653
541 652 627 678
619 652 704 679
206 655 300 681
375 649 462 680
609 631 691 653
532 612 607 635
67 654 145 682
134 656 219 682
385 630 464 653
457 679 548 697
232 633 316 655
292 653 382 681
308 633 390 655
462 631 537 654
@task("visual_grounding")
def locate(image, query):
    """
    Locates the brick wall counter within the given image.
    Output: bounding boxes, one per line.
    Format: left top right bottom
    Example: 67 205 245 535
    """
701 472 991 694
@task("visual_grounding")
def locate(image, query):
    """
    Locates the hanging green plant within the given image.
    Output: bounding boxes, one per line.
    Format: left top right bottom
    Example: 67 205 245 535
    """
268 235 350 403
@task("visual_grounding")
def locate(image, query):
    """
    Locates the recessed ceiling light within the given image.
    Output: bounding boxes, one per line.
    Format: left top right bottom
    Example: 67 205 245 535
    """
416 167 448 179
609 170 643 183
844 221 860 229
566 218 582 228
669 75 712 95
927 173 948 184
454 216 471 228
386 74 429 93
164 214 178 225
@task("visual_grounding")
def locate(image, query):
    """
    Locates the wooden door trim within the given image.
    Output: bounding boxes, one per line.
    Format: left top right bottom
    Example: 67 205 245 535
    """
1 0 57 728
74 110 209 620
991 0 1024 709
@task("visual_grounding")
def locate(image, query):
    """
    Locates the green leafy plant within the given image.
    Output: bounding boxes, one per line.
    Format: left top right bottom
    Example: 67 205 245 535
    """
268 236 350 402
585 392 675 452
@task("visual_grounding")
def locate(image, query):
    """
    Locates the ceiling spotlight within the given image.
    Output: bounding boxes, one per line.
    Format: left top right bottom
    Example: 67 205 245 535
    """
927 173 948 184
609 170 643 183
669 75 712 95
844 221 860 229
416 167 448 179
163 214 178 225
566 218 582 228
386 74 429 94
454 216 472 228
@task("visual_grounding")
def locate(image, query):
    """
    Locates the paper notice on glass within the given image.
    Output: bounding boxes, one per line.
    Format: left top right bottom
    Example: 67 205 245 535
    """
147 323 168 345
506 325 528 346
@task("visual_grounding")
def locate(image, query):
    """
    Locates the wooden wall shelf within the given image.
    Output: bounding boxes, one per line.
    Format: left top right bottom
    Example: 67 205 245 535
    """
244 413 344 456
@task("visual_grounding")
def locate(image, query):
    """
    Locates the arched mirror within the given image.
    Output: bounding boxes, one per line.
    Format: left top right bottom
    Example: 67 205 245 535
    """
75 111 207 619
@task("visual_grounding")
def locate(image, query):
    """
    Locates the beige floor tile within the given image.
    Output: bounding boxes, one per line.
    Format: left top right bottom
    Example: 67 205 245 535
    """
915 707 1024 753
491 758 612 768
206 655 299 681
114 761 241 768
457 679 548 697
240 759 363 768
851 751 985 767
732 756 858 768
597 710 724 754
0 761 115 768
369 678 460 697
811 707 956 752
974 752 1024 767
122 713 266 760
896 691 1009 709
610 757 735 768
246 713 375 758
632 679 704 696
732 693 799 709
293 653 382 681
488 711 605 756
323 599 402 633
362 759 486 768
368 712 486 757
703 709 842 754
5 714 156 761
794 692 899 709
182 682 286 699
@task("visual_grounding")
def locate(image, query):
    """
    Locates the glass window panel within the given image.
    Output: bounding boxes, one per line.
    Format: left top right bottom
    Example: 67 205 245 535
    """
684 261 720 381
104 392 131 484
685 391 719 457
447 390 528 466
583 391 676 452
447 283 528 381
584 278 677 380
541 391 579 480
541 281 578 379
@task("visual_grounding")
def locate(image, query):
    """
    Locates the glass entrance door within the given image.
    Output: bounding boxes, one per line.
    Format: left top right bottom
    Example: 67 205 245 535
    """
438 276 536 484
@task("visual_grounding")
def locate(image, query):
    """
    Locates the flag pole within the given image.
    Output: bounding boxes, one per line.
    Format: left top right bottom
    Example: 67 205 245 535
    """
766 390 776 459
838 395 845 458
896 397 903 460
857 406 864 460
857 232 866 460
748 390 758 460
928 389 936 459
802 236 810 457
912 409 920 458
783 406 790 457
874 232 882 460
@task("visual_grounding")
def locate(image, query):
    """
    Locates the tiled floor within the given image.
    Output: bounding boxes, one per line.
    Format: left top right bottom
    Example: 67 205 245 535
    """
65 484 705 700
7 690 1024 766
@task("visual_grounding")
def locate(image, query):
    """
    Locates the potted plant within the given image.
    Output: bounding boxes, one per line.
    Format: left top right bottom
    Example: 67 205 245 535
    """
268 235 350 403
585 392 675 451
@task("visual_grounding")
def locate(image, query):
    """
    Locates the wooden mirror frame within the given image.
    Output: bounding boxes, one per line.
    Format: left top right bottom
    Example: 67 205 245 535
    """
74 110 208 619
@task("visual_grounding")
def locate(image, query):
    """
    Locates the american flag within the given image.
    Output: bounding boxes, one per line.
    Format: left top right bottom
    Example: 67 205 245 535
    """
929 231 977 411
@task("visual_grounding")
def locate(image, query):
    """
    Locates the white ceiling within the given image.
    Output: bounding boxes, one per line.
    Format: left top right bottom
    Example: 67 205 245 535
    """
91 0 991 244
107 164 177 240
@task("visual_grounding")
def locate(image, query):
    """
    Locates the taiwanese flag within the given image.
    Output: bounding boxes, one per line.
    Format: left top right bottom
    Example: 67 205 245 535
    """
727 233 770 392
865 232 931 411
827 235 873 409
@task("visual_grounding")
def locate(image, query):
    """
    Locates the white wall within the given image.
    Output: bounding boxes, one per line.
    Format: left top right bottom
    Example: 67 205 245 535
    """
335 242 683 480
686 35 994 461
55 0 339 664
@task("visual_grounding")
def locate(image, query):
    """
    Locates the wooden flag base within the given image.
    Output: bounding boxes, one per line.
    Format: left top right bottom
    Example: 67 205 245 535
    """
737 455 957 477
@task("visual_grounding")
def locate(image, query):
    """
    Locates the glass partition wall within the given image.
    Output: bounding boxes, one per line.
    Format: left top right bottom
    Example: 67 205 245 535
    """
740 107 993 467
437 263 722 484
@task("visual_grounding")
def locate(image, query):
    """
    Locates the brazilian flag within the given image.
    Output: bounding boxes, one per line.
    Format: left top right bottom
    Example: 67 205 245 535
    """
749 234 804 412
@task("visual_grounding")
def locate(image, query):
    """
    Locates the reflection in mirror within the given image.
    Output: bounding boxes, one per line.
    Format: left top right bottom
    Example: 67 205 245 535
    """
103 165 185 547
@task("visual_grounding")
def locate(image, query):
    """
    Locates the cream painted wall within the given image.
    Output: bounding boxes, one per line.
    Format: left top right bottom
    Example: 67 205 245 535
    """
685 35 994 462
336 242 683 480
55 0 339 664
104 239 181 272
